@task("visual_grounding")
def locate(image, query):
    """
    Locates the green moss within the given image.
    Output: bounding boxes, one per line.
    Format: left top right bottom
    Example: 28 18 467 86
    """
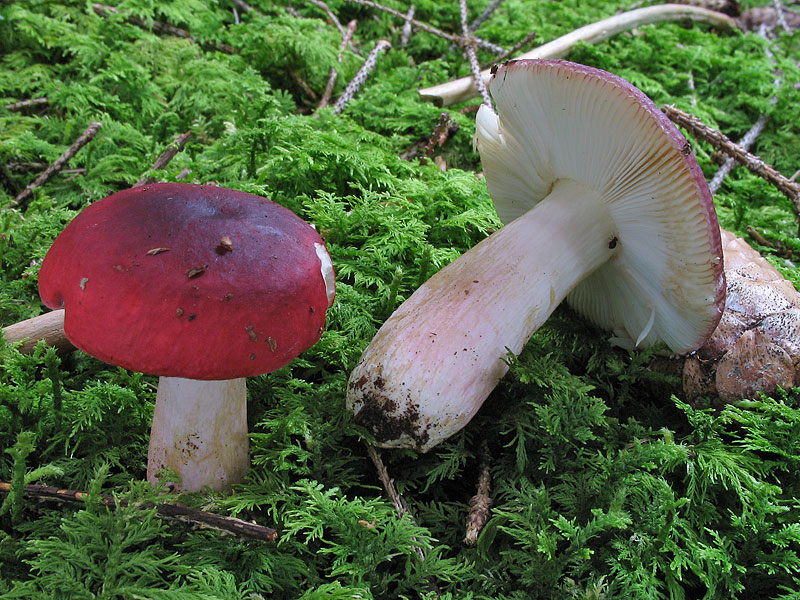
1 0 799 597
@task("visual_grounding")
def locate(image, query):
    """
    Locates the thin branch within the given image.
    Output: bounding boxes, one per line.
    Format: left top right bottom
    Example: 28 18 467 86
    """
229 0 259 15
5 121 102 211
710 23 780 194
400 5 415 46
365 444 426 563
0 482 277 542
318 19 358 112
662 104 800 216
491 31 537 65
771 0 791 31
92 4 236 54
746 225 796 259
422 112 458 162
459 0 492 106
343 0 505 54
2 310 71 354
306 0 346 37
286 64 320 102
332 40 392 114
464 441 492 546
134 131 192 188
4 97 49 112
469 0 503 31
419 4 738 106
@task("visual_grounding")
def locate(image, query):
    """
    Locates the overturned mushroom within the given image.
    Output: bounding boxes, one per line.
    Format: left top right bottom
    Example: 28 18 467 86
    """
347 60 725 452
38 183 335 491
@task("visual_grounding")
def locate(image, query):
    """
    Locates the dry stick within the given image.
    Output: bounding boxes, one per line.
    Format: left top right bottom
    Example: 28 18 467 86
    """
709 24 780 194
342 0 506 54
662 104 800 216
286 65 319 102
490 31 537 65
400 5 415 46
134 131 192 188
5 121 102 211
459 0 492 107
364 445 426 562
2 310 70 354
230 0 260 16
746 225 795 258
307 0 347 37
4 97 49 112
332 40 392 114
418 4 738 106
318 19 358 112
771 0 791 31
399 112 459 161
92 4 236 54
463 440 492 546
0 481 277 542
421 112 456 162
469 0 503 32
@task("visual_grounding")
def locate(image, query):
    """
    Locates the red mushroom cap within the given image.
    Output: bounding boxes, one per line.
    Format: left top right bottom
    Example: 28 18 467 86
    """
38 183 335 380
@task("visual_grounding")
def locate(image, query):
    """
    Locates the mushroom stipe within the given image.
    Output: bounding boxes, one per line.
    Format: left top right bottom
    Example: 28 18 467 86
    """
348 60 725 453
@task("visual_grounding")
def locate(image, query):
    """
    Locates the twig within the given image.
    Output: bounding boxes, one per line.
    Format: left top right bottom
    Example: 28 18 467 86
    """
463 441 492 546
332 40 392 114
134 131 192 188
92 4 236 54
230 0 260 15
491 31 537 65
459 0 492 106
746 225 795 259
364 444 428 562
421 112 458 162
709 24 780 194
399 112 459 161
469 0 503 31
5 121 102 211
418 4 738 106
0 481 277 542
286 64 319 102
662 104 800 216
365 444 409 516
400 5 415 46
343 0 505 54
306 0 346 37
2 310 71 354
771 0 791 31
4 97 49 112
318 19 358 112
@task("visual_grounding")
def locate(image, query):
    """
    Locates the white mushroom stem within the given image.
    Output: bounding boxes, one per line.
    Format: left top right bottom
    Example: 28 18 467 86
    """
147 377 249 492
417 4 738 107
347 178 616 452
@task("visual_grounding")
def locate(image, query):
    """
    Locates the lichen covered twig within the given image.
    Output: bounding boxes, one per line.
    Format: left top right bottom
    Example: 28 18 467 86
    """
333 40 391 113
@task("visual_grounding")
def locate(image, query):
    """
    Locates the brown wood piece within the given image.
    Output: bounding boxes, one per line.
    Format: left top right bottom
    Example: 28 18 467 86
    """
2 309 72 353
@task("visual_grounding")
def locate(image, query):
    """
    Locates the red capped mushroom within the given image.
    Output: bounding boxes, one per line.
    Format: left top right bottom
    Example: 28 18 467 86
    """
39 183 335 491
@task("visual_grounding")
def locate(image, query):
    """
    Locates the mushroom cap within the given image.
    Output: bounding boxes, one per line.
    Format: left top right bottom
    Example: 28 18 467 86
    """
475 59 725 354
39 183 335 379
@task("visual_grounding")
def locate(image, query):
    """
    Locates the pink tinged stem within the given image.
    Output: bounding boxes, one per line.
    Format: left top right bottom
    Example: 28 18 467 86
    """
147 377 249 491
347 179 617 451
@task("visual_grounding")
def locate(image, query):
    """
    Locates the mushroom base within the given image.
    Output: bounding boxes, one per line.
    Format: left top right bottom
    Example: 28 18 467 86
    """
147 377 249 492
